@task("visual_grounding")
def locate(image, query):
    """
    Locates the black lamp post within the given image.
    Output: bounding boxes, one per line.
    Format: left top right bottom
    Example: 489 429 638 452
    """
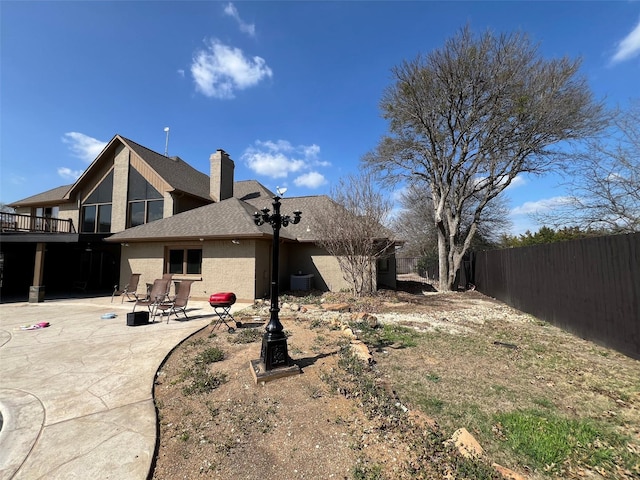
253 196 301 370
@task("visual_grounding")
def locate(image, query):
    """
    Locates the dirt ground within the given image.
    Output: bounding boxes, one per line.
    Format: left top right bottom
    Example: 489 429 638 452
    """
151 278 640 480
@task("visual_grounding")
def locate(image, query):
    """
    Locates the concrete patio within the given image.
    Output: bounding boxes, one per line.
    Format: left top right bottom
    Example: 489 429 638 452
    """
0 295 248 479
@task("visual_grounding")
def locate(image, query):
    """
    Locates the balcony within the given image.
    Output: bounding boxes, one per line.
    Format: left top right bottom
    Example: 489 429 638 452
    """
1 213 76 234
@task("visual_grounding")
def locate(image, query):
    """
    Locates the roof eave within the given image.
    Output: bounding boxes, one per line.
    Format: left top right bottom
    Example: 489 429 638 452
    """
64 134 122 200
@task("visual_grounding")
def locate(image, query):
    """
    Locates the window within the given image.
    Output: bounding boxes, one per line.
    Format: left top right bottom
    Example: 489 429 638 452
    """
167 248 202 275
82 205 96 233
81 171 113 233
81 204 112 233
128 199 163 227
127 166 164 227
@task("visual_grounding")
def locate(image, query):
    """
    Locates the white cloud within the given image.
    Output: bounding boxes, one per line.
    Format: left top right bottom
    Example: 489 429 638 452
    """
294 171 327 189
611 18 640 64
504 174 527 190
223 3 256 37
191 39 272 99
10 175 26 185
242 140 327 181
177 69 185 77
510 196 573 216
244 151 305 179
62 132 107 162
57 167 83 181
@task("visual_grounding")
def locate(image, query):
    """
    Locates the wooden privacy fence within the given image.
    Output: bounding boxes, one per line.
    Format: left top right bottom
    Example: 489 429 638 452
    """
473 232 639 360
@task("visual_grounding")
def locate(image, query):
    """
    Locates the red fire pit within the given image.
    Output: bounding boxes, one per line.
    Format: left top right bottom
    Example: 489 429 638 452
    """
209 292 240 332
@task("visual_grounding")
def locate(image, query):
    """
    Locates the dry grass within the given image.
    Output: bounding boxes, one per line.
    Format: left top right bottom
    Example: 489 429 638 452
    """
152 283 640 479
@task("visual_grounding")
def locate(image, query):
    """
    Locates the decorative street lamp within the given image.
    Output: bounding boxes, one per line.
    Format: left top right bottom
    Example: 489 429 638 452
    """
253 196 302 371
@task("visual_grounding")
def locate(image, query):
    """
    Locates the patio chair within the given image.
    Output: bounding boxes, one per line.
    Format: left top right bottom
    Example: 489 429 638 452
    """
111 273 141 303
162 273 174 295
132 278 170 318
156 280 194 323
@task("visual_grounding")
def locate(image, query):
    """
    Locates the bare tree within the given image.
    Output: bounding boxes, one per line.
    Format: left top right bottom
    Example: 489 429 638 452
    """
393 181 512 278
364 26 605 291
314 171 396 296
393 183 438 259
534 100 640 233
0 203 15 213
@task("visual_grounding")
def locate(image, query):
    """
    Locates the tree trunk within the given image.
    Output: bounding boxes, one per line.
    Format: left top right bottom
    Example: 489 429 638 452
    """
437 225 449 291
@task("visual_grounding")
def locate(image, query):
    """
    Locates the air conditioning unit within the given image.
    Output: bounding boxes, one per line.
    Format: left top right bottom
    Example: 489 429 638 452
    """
290 273 314 291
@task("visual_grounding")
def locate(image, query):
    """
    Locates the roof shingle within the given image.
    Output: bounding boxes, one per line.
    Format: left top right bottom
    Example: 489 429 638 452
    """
8 184 73 207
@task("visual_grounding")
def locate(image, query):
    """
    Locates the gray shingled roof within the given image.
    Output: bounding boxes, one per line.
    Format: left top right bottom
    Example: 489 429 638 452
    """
120 136 211 201
105 195 339 243
279 195 338 242
234 180 275 205
106 197 289 242
8 184 73 207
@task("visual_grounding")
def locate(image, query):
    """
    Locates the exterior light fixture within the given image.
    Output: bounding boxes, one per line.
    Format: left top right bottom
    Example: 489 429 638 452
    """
252 196 302 373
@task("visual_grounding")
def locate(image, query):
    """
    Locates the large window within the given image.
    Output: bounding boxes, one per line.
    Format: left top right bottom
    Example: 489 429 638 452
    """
127 166 164 227
81 171 113 233
167 248 202 275
82 204 112 233
128 200 163 227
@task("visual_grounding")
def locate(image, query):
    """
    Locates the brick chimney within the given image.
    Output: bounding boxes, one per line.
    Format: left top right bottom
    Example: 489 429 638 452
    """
210 149 235 202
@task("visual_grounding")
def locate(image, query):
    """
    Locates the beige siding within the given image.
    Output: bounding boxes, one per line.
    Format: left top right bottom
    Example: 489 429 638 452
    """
58 203 78 229
119 243 165 297
254 240 271 299
163 191 174 218
112 144 130 232
287 244 350 292
201 240 256 301
119 240 258 302
311 253 351 292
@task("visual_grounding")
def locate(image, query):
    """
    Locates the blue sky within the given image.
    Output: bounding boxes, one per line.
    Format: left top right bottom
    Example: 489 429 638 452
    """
1 1 639 235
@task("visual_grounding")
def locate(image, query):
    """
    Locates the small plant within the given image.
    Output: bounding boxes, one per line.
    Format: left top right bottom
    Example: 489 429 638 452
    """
205 401 220 418
310 318 323 329
227 328 262 344
182 366 227 395
195 347 225 364
352 462 383 479
188 338 206 347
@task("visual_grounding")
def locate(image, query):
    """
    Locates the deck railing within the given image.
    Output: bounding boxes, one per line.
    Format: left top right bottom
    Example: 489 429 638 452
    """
0 213 76 234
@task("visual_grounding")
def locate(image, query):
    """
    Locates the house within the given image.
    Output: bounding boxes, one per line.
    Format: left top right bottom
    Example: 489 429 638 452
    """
2 135 397 302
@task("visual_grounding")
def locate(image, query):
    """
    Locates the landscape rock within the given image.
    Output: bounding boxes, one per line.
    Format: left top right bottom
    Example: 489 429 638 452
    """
342 327 356 339
448 428 484 458
322 303 351 312
350 312 379 328
350 340 373 364
492 463 527 480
